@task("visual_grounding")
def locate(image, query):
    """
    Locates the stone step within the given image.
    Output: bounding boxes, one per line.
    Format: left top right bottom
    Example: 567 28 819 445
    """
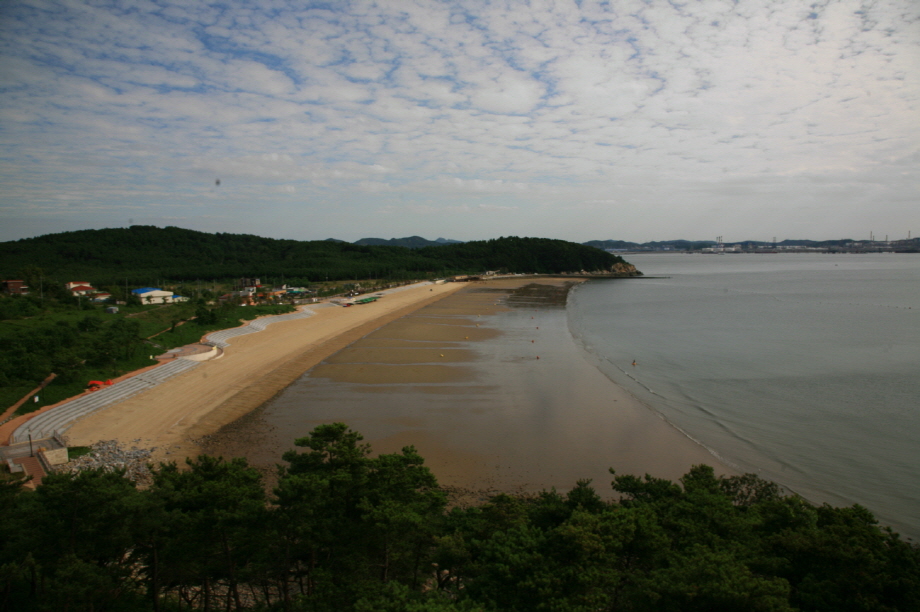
11 359 200 443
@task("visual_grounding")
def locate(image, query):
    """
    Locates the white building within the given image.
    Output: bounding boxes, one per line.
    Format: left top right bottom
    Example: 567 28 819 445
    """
132 287 187 304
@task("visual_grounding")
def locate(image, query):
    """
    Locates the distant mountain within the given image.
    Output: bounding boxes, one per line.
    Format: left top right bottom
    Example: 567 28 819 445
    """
582 240 640 250
643 240 717 250
584 239 716 251
585 237 919 252
773 239 854 247
354 236 463 249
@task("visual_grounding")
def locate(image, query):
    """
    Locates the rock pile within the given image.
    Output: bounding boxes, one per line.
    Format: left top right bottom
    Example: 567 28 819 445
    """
57 440 154 486
609 262 641 276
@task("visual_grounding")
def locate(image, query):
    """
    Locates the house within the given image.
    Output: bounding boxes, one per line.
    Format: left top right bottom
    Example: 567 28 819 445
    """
132 287 187 304
1 280 28 295
66 281 111 300
68 284 97 296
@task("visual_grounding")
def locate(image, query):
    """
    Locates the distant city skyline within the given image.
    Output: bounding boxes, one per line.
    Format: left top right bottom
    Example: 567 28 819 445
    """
1 1 917 244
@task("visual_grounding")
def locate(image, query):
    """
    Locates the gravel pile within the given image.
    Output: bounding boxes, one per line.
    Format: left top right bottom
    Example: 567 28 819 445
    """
58 439 154 486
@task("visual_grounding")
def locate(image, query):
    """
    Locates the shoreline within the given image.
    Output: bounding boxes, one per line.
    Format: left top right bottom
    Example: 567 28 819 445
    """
202 277 734 495
564 281 738 472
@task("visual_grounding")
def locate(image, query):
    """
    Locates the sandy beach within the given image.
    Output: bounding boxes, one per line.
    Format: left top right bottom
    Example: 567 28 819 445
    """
65 282 465 462
201 277 734 495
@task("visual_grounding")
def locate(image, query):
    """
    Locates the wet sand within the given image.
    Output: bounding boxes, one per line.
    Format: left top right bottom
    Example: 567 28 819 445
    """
204 278 733 497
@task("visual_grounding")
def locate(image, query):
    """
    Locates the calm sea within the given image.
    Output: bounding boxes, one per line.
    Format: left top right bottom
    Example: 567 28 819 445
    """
567 253 920 539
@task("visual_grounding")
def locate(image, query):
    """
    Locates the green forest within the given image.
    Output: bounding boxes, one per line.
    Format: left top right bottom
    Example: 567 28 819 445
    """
1 424 917 612
0 227 625 286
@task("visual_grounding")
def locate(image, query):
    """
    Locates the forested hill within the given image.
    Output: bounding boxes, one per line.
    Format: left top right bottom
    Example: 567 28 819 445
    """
0 226 626 284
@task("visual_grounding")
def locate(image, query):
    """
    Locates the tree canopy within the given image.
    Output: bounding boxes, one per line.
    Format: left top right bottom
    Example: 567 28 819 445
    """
1 426 917 611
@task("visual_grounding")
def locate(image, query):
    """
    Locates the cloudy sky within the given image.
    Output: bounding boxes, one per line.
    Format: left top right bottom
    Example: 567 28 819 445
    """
1 0 917 244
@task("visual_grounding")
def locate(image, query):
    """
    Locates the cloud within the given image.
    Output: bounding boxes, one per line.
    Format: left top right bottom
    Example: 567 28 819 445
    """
0 0 917 242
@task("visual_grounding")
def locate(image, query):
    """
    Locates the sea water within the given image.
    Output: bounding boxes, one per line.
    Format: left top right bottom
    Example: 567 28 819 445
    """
567 253 920 539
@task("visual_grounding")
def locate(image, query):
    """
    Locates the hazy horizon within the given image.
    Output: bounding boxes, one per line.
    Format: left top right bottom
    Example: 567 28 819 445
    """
2 225 901 247
1 1 917 244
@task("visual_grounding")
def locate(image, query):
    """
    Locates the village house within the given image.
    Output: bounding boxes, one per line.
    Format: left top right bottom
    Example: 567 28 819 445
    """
64 281 112 302
67 283 97 296
1 280 28 295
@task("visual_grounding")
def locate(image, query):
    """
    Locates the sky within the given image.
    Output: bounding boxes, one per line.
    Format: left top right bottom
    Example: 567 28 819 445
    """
1 0 917 244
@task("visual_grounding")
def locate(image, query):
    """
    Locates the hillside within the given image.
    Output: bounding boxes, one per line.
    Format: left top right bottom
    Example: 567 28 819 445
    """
0 227 627 285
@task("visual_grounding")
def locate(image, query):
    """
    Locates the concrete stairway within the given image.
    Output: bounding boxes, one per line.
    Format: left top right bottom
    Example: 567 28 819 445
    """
12 455 46 487
11 359 199 443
